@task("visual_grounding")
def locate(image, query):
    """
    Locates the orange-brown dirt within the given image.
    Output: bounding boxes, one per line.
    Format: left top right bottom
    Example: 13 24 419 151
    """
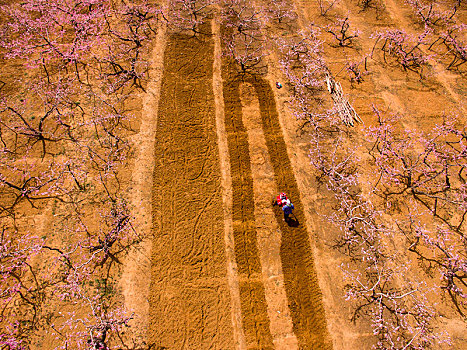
118 1 466 349
4 0 464 349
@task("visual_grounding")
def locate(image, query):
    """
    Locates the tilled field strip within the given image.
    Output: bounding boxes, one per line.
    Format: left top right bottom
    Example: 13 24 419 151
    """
222 68 275 350
148 23 235 349
212 19 247 349
245 75 333 350
240 82 299 349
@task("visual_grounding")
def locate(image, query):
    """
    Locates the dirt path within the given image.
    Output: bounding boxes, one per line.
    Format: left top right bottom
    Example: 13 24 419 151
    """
148 23 235 349
120 21 168 345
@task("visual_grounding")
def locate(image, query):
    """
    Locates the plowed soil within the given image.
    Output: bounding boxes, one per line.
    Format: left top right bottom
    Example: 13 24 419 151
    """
148 23 235 348
221 64 331 349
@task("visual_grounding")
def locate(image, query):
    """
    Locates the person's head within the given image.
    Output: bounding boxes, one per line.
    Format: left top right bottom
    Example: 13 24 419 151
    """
280 192 287 200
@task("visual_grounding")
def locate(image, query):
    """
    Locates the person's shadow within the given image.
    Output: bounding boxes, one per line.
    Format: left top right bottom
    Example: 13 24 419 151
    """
285 214 300 227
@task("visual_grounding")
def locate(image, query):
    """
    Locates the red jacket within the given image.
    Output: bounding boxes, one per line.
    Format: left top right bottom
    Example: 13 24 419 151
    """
276 193 288 207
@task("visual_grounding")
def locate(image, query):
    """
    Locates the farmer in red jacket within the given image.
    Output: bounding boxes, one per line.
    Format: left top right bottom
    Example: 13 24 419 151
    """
273 192 295 221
